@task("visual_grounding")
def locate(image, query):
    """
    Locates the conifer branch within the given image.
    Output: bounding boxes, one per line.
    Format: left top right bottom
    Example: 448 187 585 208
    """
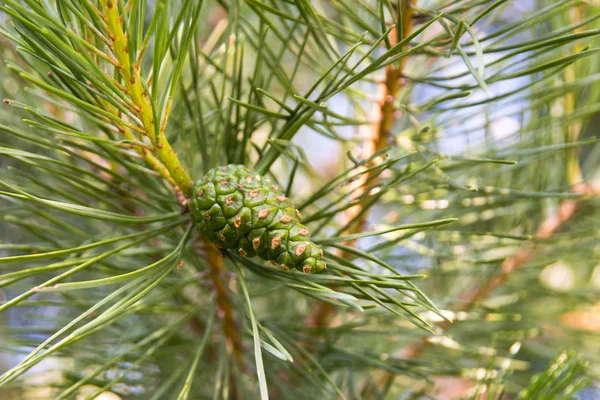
363 183 599 396
100 0 193 196
340 0 415 242
1 0 598 396
201 237 245 370
455 187 596 311
565 5 584 185
306 0 415 330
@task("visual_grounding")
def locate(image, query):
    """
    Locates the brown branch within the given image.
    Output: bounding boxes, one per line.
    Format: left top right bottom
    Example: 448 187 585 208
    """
565 5 584 185
306 0 415 329
401 3 589 362
343 2 415 239
185 239 241 399
362 5 590 392
201 237 245 370
363 183 598 395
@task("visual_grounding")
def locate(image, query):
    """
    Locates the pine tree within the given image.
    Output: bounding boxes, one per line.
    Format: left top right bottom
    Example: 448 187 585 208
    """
0 1 598 399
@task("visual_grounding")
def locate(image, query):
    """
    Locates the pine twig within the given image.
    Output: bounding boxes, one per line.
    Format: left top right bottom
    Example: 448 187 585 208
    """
341 1 415 240
565 5 584 185
399 1 594 364
363 183 598 395
450 185 596 316
202 237 245 370
100 0 193 196
306 0 416 329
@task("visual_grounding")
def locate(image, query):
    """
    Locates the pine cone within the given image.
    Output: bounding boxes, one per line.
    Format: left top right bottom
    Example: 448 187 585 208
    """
191 164 327 273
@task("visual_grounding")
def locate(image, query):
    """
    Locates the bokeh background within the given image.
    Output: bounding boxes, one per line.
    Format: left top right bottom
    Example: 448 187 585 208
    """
1 0 599 398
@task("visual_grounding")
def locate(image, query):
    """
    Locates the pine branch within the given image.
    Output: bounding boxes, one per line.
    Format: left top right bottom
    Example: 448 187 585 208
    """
364 183 599 396
100 0 193 195
565 5 584 185
450 184 597 317
200 237 245 370
1 1 599 397
342 1 415 237
306 0 416 330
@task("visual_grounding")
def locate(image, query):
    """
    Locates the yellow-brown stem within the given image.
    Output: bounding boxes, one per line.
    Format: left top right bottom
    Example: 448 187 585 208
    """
306 0 415 329
342 2 414 239
565 6 583 185
100 0 193 196
203 237 245 369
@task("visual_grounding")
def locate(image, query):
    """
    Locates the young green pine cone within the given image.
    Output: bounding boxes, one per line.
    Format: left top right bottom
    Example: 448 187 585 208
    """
190 164 327 273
